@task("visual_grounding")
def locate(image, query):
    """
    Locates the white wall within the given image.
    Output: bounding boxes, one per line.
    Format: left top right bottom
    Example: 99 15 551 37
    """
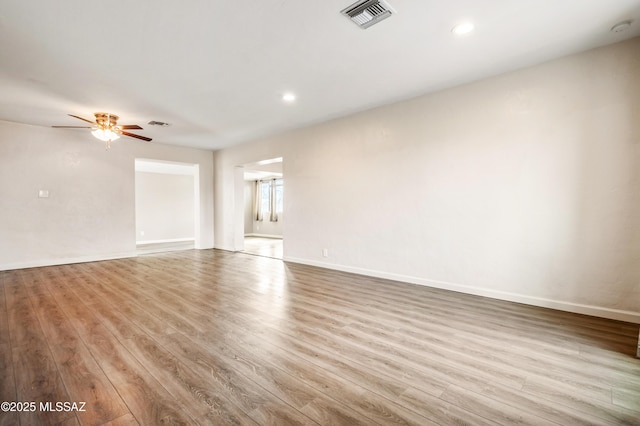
214 37 640 322
244 181 254 235
0 122 214 270
135 171 195 242
252 214 283 237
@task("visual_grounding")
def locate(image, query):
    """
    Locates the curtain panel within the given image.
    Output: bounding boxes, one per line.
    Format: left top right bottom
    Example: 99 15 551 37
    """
253 180 263 221
269 178 278 222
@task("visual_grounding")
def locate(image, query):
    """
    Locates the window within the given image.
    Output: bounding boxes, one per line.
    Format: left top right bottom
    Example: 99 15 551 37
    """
255 178 283 222
274 179 283 213
260 180 271 215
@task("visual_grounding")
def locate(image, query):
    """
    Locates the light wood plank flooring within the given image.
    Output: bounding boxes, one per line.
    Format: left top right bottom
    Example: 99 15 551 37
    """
243 237 283 259
1 249 639 425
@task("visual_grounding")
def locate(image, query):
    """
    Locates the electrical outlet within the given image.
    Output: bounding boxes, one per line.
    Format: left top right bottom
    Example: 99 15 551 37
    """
322 249 329 257
38 190 49 198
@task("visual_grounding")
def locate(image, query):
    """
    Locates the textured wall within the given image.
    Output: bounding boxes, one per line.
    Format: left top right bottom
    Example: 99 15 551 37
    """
214 38 640 321
0 122 214 269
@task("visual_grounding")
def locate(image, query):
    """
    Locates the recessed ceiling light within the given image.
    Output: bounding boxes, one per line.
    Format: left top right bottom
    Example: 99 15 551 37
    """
282 93 296 102
452 22 474 35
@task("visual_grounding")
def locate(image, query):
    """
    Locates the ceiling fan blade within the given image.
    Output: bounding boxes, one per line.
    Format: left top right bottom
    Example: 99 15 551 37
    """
52 126 91 128
120 124 143 130
121 131 152 142
68 114 95 124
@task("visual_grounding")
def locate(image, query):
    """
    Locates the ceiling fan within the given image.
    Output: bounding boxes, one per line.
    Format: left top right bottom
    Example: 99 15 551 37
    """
53 112 152 149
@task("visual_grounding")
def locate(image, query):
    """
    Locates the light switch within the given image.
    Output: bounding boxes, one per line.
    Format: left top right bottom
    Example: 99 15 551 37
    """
38 190 49 198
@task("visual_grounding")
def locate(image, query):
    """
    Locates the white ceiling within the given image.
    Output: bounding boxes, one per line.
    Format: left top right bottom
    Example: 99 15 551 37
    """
1 0 639 150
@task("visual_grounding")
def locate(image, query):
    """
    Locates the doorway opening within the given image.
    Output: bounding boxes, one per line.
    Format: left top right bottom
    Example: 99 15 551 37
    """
240 157 283 259
135 159 200 254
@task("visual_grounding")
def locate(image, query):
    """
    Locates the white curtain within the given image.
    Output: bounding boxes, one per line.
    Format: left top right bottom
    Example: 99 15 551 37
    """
254 180 263 221
269 178 278 222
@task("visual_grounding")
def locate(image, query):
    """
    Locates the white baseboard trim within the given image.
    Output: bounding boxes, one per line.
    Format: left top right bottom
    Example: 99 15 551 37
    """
283 256 640 324
0 252 139 272
136 246 195 256
136 237 195 245
0 245 206 271
214 244 237 252
244 233 283 239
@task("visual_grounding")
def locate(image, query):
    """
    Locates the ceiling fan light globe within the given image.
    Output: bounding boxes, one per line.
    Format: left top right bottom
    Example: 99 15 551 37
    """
91 127 120 142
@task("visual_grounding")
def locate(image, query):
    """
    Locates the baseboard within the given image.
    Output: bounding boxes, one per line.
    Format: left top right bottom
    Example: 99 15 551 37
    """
0 245 201 271
283 256 640 324
136 237 195 245
0 252 139 272
214 244 238 252
244 233 283 239
136 245 195 256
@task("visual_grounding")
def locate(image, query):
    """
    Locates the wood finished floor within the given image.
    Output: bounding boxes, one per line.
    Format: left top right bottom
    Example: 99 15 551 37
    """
243 237 283 259
1 250 639 426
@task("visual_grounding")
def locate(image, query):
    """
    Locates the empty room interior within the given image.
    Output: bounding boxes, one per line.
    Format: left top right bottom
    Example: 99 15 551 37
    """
1 1 640 425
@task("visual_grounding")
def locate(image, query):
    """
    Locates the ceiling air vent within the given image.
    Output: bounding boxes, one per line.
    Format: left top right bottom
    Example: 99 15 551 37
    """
341 0 395 29
148 120 170 126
